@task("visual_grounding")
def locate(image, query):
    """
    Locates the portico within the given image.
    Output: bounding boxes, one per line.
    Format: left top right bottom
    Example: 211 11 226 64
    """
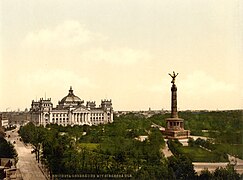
72 112 91 125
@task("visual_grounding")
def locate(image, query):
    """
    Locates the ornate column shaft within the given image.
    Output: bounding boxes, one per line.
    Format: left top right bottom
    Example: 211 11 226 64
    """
171 84 178 118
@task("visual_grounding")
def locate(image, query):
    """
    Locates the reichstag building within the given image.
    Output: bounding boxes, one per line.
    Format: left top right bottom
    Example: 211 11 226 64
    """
30 87 113 126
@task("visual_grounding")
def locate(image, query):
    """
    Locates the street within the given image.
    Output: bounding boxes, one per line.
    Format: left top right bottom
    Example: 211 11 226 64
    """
5 127 46 180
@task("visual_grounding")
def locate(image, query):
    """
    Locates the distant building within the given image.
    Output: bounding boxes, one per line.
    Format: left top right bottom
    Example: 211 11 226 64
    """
30 87 113 126
4 111 30 126
0 114 9 128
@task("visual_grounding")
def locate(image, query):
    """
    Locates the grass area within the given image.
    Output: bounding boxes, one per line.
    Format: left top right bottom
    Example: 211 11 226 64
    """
178 146 228 162
78 143 99 150
215 143 243 159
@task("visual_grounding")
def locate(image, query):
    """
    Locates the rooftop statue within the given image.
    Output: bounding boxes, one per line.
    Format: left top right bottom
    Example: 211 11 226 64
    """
169 71 178 84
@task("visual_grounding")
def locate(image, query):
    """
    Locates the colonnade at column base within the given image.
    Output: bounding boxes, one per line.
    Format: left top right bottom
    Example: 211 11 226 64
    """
162 117 190 139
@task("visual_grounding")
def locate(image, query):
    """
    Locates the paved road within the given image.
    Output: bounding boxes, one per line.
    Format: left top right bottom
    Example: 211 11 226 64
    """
161 140 173 157
193 162 228 173
6 128 46 180
193 162 243 174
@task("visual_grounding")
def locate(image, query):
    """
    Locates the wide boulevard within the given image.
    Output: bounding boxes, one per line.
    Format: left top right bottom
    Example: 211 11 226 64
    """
6 127 46 180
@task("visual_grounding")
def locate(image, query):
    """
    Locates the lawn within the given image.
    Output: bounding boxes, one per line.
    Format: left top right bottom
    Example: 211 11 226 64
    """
215 143 243 159
78 143 99 150
178 146 228 162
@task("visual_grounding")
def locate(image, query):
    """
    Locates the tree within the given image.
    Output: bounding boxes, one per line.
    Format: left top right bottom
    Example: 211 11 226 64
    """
134 164 169 180
199 169 213 180
168 155 196 180
213 164 240 180
19 123 47 163
31 126 47 163
0 127 5 138
0 137 18 164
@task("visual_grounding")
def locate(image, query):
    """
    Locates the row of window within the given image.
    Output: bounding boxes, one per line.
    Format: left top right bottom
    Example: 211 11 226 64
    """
51 113 110 117
50 116 110 121
53 120 69 123
52 118 69 121
52 113 68 117
43 104 51 107
91 117 104 120
91 113 103 116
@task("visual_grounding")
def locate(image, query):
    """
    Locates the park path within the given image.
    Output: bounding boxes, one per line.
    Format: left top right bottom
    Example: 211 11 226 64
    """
6 128 46 180
161 137 243 174
161 140 173 158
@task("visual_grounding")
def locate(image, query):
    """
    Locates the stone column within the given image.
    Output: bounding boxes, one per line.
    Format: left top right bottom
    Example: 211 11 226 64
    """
73 113 77 124
80 113 82 124
78 113 80 125
87 113 91 125
85 113 88 124
81 113 84 124
71 114 74 125
77 114 79 124
171 84 178 118
84 113 86 124
68 111 72 125
39 114 41 126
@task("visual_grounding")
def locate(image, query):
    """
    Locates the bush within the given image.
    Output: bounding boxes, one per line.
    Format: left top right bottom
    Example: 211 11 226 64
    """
214 164 240 180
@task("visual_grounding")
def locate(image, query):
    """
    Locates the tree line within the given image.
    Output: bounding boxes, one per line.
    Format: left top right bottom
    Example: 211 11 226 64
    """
18 112 242 179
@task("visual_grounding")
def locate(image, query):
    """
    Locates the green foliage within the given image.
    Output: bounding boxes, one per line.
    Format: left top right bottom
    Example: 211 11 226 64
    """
0 136 18 161
168 155 196 180
167 139 183 157
198 169 213 180
19 122 36 143
213 164 240 180
78 143 99 150
19 122 47 162
18 111 243 178
194 138 215 151
188 137 195 147
147 113 169 127
180 146 228 162
168 139 228 162
150 110 243 161
19 113 169 178
214 143 243 159
179 110 243 145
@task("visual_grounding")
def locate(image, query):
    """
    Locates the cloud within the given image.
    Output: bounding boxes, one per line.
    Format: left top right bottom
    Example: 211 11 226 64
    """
80 47 150 65
20 20 151 66
146 71 239 110
179 71 236 97
17 69 96 92
22 20 103 48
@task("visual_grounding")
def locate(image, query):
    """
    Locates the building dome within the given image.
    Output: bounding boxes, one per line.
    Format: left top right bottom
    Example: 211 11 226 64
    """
60 87 83 106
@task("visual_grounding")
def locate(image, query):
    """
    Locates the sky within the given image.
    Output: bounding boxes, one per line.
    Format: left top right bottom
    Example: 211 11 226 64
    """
0 0 242 111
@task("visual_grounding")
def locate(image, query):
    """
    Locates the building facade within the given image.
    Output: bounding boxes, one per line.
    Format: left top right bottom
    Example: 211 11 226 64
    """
30 87 113 126
0 114 9 128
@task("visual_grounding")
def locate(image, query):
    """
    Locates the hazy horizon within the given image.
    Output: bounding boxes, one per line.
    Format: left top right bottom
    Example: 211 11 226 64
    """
1 0 242 111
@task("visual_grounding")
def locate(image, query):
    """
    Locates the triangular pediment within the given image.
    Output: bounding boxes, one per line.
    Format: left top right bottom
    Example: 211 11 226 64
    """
73 106 90 113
